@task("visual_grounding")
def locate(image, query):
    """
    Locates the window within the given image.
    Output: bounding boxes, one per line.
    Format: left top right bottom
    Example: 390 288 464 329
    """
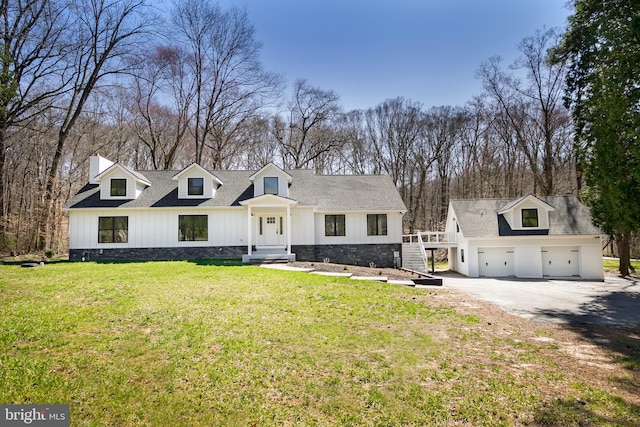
110 179 127 197
98 216 128 243
325 215 346 236
522 208 539 228
367 214 387 236
264 177 278 195
188 177 204 196
461 249 465 263
179 215 208 241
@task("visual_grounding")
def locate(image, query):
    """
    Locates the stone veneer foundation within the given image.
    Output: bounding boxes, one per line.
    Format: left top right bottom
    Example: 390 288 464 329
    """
70 243 402 268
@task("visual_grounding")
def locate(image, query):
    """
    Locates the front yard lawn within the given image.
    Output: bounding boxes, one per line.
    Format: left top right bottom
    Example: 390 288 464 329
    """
1 260 638 426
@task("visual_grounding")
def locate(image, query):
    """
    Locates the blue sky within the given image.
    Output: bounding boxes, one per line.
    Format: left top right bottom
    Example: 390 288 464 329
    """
218 0 572 111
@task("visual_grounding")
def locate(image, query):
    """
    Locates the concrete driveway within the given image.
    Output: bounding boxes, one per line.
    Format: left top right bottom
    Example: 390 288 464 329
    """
441 274 640 326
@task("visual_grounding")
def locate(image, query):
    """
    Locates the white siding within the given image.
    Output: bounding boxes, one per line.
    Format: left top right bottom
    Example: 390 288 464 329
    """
69 207 405 254
580 244 605 280
450 238 471 276
314 211 403 245
514 246 543 278
291 208 315 245
68 208 247 249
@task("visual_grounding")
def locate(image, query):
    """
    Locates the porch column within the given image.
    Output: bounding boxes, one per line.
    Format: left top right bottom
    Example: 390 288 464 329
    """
286 204 291 255
247 205 252 255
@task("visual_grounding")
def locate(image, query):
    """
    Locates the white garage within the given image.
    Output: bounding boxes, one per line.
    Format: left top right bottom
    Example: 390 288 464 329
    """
478 247 515 277
542 246 580 277
444 195 605 280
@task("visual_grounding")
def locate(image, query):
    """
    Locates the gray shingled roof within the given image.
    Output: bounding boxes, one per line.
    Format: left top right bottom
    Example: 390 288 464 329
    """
64 169 407 212
451 196 602 237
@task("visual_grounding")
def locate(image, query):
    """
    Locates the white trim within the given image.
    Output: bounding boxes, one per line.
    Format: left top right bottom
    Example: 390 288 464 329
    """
172 163 223 186
94 163 151 186
248 162 292 183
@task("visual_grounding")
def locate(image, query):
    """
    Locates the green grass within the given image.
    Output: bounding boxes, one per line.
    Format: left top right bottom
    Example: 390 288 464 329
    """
1 260 638 426
603 258 640 275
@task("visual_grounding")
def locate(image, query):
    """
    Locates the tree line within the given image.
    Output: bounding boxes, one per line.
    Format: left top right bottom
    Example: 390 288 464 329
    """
1 0 637 272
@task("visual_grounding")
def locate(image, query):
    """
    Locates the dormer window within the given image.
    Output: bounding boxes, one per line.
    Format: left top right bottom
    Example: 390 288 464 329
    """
522 208 539 227
264 177 278 195
188 177 204 196
172 163 222 199
110 179 127 197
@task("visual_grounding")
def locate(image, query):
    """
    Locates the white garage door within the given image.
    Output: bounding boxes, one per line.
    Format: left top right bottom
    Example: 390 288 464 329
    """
542 247 580 277
478 248 515 277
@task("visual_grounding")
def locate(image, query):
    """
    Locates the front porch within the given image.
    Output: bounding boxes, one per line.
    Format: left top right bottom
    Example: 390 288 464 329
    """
240 194 298 264
242 248 296 263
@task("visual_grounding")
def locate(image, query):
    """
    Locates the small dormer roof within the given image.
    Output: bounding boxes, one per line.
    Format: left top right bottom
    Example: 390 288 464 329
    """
172 163 223 186
248 162 293 183
498 194 555 215
94 163 151 186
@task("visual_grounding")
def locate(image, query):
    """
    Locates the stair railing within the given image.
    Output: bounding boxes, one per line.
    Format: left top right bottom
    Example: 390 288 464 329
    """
416 232 429 272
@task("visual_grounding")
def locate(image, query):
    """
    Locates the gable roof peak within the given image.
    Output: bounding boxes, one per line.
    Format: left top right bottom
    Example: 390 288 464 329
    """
94 162 151 186
498 194 555 214
172 163 223 185
249 162 293 183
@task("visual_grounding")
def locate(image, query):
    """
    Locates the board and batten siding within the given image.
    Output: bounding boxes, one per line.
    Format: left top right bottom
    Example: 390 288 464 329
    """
290 207 315 245
313 212 403 245
69 208 248 249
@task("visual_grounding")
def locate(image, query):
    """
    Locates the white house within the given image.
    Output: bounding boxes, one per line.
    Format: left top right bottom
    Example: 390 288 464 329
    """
444 195 604 280
63 156 407 267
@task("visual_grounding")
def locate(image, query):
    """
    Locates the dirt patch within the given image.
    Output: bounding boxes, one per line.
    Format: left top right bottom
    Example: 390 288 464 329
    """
290 261 430 281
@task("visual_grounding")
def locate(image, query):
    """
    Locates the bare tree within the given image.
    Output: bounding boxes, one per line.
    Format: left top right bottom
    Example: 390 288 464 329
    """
236 115 278 169
39 0 152 250
365 97 423 198
128 45 191 170
274 79 342 170
451 98 490 199
172 0 281 168
477 28 572 197
334 110 373 174
0 0 69 239
425 106 469 224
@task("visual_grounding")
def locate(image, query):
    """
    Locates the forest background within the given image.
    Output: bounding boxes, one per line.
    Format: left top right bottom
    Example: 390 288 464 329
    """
1 0 636 261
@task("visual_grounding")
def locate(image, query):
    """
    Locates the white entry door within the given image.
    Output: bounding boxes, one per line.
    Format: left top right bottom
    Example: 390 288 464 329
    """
259 216 284 247
542 247 580 277
478 247 515 277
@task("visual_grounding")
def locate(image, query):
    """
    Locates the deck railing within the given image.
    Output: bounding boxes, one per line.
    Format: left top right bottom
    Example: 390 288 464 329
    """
403 231 457 247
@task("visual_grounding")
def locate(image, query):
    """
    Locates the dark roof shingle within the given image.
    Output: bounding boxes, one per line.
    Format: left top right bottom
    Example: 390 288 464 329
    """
451 196 602 237
64 169 407 212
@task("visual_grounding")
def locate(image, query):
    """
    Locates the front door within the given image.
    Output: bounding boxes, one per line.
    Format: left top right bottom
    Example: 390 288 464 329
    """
259 215 284 247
